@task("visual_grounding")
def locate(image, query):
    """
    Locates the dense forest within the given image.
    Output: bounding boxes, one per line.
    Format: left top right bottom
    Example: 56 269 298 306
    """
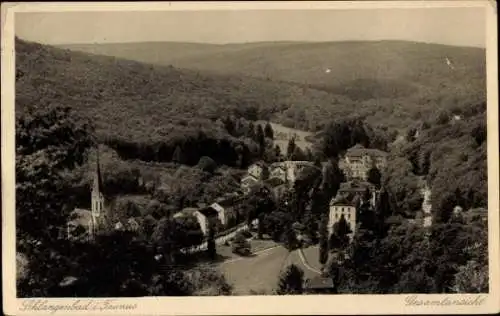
62 40 486 132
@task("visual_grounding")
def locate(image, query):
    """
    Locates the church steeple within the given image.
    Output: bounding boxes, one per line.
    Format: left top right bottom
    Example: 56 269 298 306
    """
93 150 104 194
91 149 105 220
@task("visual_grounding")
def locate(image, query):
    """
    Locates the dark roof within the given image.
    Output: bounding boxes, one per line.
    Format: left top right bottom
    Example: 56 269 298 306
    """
304 276 334 289
199 206 219 217
270 162 287 170
242 174 259 183
346 144 388 158
331 196 358 207
265 176 286 187
68 208 93 227
250 161 266 168
338 181 374 193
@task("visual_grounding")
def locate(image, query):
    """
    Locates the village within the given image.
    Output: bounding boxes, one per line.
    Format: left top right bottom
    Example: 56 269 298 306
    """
64 137 391 292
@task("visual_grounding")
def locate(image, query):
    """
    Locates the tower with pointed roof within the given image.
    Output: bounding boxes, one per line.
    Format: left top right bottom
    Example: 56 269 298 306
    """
90 150 105 237
67 148 108 242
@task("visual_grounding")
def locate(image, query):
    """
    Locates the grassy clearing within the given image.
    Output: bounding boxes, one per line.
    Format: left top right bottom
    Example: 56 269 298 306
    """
256 120 313 153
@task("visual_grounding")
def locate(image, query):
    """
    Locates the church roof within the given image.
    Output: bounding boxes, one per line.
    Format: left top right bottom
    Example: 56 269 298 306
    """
68 208 93 227
92 149 105 195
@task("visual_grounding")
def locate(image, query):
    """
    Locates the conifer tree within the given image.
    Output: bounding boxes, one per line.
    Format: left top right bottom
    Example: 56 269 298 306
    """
264 122 274 140
276 264 304 295
319 215 329 265
172 145 183 164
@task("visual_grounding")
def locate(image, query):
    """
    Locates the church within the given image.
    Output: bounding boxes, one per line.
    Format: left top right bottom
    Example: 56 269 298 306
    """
66 152 109 242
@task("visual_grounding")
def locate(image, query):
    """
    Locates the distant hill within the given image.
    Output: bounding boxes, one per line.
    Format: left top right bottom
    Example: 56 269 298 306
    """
17 39 486 163
61 40 486 101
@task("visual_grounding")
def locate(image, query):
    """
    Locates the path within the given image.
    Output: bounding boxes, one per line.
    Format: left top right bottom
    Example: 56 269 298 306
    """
419 178 432 228
298 247 322 274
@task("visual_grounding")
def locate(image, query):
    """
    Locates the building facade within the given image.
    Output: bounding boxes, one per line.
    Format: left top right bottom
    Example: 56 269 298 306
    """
328 198 357 239
247 162 265 180
340 144 388 181
240 175 259 194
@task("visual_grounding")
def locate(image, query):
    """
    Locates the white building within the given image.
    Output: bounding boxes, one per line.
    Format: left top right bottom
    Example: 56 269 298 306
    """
328 196 358 240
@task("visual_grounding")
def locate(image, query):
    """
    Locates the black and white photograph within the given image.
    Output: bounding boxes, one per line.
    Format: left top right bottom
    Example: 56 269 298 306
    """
2 1 499 315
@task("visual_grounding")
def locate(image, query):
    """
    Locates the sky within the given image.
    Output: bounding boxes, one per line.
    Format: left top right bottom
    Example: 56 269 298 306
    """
15 7 486 47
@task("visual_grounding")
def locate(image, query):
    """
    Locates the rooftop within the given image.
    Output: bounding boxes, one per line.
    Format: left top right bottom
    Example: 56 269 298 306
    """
338 181 375 192
241 174 259 182
346 144 388 158
265 176 286 187
68 208 93 227
331 194 361 207
304 276 334 289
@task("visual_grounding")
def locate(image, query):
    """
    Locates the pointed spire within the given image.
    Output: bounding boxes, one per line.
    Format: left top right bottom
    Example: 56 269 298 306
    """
93 148 104 195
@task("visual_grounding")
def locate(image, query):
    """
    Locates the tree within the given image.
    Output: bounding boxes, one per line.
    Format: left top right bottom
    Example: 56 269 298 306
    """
304 148 315 161
286 137 296 159
282 226 300 251
261 165 270 181
330 215 352 250
374 187 391 238
256 124 266 157
276 264 304 295
264 122 274 140
172 145 183 163
367 166 382 189
257 213 266 239
197 156 217 174
262 210 293 242
302 211 319 244
322 158 345 202
207 226 216 260
275 145 282 161
16 103 94 250
291 146 307 161
247 122 256 140
319 215 329 265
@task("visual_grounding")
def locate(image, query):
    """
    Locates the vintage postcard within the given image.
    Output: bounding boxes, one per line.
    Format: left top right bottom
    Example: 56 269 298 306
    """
2 1 499 315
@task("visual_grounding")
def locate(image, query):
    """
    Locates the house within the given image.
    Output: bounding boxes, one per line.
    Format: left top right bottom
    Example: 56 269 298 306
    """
269 163 287 182
127 218 140 232
303 276 335 294
67 151 108 241
464 207 487 222
198 205 221 234
174 207 218 236
270 160 315 185
241 175 259 194
264 176 288 202
209 202 229 226
247 161 266 180
336 180 377 208
340 144 388 180
328 195 360 239
113 217 141 232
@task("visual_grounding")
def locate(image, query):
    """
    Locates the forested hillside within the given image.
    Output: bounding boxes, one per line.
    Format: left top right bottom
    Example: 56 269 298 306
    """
62 40 486 132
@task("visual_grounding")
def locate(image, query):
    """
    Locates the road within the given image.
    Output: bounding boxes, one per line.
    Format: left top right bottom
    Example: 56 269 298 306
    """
217 244 321 295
